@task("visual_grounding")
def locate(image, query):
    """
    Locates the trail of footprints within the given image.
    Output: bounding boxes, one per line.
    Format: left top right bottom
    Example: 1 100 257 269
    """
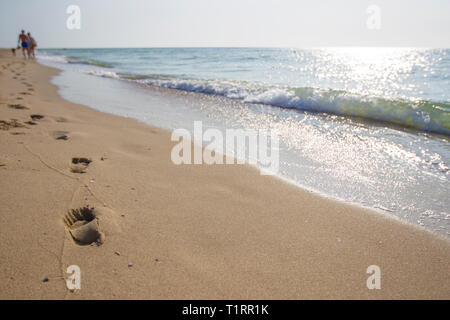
0 65 44 132
1 64 74 144
1 65 66 136
2 62 117 248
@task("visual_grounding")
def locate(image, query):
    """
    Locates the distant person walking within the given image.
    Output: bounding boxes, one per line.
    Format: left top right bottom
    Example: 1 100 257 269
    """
27 32 37 58
18 30 29 59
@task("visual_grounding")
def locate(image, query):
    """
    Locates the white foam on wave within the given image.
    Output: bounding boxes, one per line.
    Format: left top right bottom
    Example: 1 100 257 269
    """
245 88 299 107
86 70 120 79
140 77 251 100
36 51 68 64
151 78 449 135
81 68 450 136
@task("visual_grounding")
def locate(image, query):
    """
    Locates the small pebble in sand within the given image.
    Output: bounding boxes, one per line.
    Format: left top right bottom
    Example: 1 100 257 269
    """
121 214 125 217
115 251 121 256
128 263 133 267
42 277 49 282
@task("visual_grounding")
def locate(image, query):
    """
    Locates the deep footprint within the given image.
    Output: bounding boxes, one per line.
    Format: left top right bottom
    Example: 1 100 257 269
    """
63 207 105 245
70 157 92 173
63 206 120 246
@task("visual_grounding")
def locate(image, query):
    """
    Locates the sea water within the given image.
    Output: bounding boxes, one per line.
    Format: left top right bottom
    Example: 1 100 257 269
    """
37 47 450 236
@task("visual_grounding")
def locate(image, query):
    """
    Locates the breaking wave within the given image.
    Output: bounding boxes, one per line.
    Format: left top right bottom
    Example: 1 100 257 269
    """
91 71 450 136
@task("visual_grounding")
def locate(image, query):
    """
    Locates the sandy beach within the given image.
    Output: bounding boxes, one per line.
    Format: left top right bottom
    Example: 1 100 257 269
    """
0 49 449 299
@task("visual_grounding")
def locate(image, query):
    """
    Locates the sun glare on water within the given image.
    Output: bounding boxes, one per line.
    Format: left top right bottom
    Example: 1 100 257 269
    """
302 47 437 100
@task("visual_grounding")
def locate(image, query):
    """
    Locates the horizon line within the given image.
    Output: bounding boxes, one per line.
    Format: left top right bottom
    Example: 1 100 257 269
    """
3 45 450 50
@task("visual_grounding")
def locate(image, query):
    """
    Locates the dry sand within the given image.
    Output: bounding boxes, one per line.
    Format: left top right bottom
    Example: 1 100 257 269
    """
0 49 449 299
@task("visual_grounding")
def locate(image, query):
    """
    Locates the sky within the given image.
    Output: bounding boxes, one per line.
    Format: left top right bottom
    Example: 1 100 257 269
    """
0 0 449 48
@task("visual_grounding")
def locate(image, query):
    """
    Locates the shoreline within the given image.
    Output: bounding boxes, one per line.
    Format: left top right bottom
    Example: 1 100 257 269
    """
42 55 449 238
1 49 449 299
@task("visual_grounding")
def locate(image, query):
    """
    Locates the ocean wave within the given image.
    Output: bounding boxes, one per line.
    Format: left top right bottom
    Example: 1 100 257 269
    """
67 56 114 68
244 87 450 136
35 51 68 64
36 52 114 68
87 71 450 136
118 73 174 80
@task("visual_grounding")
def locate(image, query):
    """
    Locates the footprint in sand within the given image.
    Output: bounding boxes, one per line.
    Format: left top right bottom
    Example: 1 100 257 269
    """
55 117 68 123
30 114 44 121
70 157 92 173
63 207 105 245
63 206 120 246
8 104 29 110
51 130 70 140
24 121 37 126
0 119 25 130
